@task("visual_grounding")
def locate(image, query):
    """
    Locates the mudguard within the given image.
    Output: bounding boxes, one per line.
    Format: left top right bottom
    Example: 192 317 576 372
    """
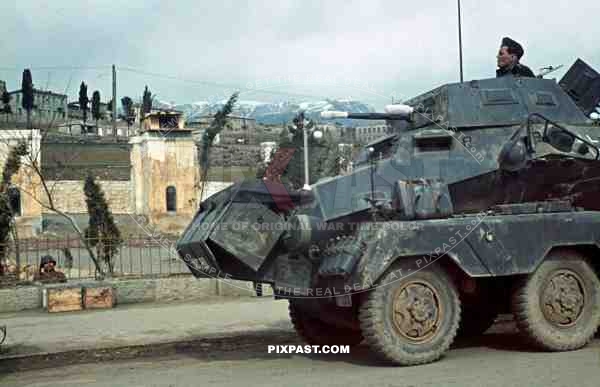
351 211 600 286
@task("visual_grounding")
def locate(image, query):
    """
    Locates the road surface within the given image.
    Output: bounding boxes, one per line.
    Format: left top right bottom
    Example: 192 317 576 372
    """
3 331 599 387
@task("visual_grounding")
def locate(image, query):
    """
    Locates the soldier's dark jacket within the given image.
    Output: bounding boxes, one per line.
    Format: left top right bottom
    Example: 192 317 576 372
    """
497 63 535 78
34 271 67 284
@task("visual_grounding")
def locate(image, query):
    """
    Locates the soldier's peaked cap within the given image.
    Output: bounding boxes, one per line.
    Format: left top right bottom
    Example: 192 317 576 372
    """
501 37 524 60
39 255 56 268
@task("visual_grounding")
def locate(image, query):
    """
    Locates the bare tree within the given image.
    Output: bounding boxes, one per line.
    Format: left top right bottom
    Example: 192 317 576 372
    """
0 130 106 278
198 92 238 200
0 142 28 271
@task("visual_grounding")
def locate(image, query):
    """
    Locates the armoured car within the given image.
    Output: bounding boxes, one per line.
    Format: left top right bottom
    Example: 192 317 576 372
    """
177 59 600 365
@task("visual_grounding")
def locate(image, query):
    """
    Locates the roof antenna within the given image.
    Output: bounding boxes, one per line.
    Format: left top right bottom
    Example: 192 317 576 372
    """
457 0 464 83
537 64 564 79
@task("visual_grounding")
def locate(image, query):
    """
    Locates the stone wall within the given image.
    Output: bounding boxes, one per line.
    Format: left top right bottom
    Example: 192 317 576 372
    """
36 180 231 235
41 180 133 214
42 138 131 181
0 276 271 313
200 144 261 167
0 285 41 312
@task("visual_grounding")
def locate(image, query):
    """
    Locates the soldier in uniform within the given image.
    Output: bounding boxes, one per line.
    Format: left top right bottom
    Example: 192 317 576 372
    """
496 37 535 78
34 255 67 284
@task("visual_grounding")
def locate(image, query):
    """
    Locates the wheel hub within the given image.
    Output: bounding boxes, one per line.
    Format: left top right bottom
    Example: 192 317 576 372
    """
392 281 442 343
541 270 585 327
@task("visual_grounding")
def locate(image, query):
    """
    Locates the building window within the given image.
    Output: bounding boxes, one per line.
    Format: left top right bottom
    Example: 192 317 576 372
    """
8 187 21 216
166 186 177 212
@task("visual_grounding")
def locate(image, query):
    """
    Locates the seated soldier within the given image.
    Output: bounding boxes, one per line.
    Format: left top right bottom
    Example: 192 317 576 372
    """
34 255 67 284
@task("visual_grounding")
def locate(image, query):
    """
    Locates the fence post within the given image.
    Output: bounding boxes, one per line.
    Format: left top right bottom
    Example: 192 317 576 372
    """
129 236 133 275
215 277 221 296
77 235 82 279
119 237 123 276
13 233 21 275
139 235 143 276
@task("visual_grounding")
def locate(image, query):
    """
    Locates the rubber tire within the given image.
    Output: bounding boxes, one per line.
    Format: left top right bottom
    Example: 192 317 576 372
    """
511 251 600 351
457 305 497 337
289 301 363 347
359 264 461 366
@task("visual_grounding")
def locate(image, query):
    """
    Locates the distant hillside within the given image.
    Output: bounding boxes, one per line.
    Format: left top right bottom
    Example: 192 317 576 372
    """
155 99 376 127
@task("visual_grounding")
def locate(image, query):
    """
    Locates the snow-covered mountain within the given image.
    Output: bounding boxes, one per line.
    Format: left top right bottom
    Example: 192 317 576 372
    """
158 99 376 126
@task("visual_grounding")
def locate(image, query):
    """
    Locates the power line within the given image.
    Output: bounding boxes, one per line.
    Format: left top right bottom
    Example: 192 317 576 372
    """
1 64 371 102
118 66 329 101
0 66 111 71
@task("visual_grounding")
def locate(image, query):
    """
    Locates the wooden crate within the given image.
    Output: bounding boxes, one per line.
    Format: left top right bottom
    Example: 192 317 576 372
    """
46 287 83 313
83 286 115 309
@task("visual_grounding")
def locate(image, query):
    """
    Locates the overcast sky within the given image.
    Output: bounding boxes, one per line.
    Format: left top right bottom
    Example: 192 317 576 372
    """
1 0 599 108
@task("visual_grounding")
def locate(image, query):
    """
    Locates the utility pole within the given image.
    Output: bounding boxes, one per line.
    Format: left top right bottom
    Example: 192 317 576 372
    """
112 64 117 135
457 0 464 83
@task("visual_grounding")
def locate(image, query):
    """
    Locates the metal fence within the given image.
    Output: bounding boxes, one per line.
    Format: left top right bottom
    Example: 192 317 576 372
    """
0 235 192 281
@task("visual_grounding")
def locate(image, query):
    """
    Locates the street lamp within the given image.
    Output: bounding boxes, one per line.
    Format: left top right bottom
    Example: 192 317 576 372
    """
294 112 322 191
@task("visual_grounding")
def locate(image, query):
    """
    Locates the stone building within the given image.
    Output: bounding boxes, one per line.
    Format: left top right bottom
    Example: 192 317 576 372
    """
130 129 199 233
67 101 111 121
316 124 358 142
0 130 213 237
39 130 200 234
354 124 390 144
7 89 67 126
0 123 247 237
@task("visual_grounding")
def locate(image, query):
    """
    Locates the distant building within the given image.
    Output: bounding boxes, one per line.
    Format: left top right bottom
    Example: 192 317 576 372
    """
38 130 200 234
67 101 110 121
317 123 349 140
354 124 390 144
187 115 256 144
8 88 67 125
0 80 6 95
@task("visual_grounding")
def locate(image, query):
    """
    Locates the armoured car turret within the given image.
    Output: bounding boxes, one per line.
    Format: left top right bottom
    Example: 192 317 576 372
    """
177 60 600 366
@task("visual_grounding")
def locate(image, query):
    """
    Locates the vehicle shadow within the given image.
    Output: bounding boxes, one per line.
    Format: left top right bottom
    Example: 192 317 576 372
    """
297 335 537 368
164 320 597 368
298 321 538 367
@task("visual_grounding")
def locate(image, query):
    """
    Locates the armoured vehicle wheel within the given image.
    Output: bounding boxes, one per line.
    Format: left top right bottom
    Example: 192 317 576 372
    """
512 251 600 351
457 305 497 337
359 264 461 366
288 301 363 346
